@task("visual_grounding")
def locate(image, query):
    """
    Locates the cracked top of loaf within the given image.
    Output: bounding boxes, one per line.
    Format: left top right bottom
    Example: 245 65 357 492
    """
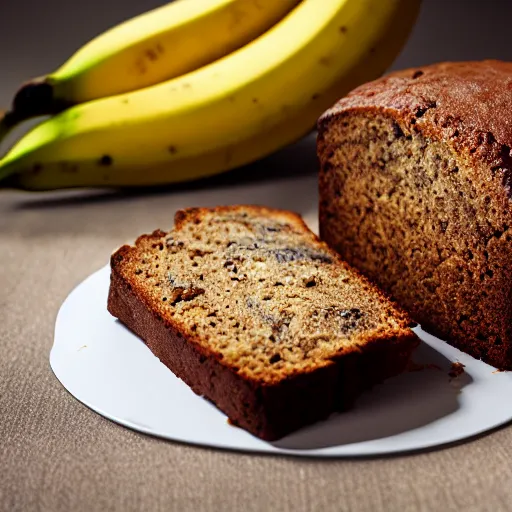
319 60 512 197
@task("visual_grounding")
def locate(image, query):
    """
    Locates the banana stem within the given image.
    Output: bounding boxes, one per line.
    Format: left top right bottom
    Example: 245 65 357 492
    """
1 79 62 142
13 78 63 120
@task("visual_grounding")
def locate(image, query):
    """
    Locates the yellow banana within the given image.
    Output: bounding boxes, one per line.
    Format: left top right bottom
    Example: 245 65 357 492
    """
9 0 301 120
0 0 420 190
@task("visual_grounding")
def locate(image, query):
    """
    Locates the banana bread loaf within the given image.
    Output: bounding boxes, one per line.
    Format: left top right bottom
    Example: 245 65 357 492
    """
108 205 419 440
318 60 512 369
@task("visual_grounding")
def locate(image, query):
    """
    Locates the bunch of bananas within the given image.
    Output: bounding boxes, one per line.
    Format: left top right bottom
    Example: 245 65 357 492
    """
0 0 420 190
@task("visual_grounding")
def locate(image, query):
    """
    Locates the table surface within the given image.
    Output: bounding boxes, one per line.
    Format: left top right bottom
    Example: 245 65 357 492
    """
2 135 512 512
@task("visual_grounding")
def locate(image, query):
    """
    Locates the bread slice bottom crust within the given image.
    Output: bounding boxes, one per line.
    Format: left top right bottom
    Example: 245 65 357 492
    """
108 206 418 441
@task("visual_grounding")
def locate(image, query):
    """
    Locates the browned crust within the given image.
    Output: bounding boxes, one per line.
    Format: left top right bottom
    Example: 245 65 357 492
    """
107 205 419 440
173 205 308 232
319 60 512 199
317 108 512 368
317 61 512 369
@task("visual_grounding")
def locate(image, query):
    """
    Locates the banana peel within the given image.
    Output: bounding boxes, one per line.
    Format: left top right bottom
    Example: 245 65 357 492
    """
0 0 421 190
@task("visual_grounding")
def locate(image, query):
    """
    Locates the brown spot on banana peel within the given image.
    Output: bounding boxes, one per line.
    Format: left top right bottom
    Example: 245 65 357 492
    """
225 148 234 165
134 43 165 74
60 162 79 173
228 5 248 30
98 155 113 166
168 146 177 155
142 44 165 64
145 49 159 61
134 60 148 76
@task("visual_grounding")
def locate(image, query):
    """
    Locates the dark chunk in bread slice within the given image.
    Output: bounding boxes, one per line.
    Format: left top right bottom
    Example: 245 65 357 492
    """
108 205 418 440
318 60 512 370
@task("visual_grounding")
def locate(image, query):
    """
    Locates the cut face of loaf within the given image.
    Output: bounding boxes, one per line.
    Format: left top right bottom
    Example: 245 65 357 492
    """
108 205 418 440
318 60 512 370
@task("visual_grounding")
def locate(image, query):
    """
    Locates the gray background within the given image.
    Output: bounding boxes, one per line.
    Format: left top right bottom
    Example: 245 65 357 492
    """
0 0 511 109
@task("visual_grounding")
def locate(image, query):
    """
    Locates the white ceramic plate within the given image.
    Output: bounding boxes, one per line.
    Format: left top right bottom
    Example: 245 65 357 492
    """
50 263 512 457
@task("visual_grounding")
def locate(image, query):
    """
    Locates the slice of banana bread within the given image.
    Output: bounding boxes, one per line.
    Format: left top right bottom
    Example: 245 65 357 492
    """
318 60 512 370
108 205 418 440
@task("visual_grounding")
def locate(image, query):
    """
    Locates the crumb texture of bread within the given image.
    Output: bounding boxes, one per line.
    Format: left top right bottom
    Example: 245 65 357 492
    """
108 205 418 440
318 60 512 370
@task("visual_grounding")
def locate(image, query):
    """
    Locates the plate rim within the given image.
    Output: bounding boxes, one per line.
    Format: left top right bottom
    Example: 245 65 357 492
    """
49 264 512 458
